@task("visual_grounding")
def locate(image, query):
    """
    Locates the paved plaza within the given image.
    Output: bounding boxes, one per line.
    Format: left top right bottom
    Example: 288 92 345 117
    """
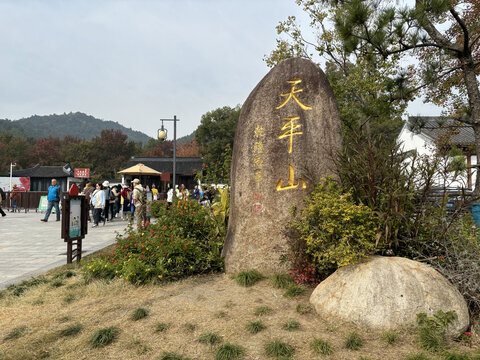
0 210 127 289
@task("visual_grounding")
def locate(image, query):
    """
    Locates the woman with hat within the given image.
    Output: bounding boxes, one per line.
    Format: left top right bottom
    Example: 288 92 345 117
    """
9 184 20 213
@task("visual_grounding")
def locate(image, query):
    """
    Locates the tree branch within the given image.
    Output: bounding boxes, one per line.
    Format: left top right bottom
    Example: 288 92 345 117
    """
449 7 469 53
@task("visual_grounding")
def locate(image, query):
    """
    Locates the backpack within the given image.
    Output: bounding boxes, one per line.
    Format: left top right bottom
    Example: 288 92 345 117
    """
0 188 5 201
108 188 116 201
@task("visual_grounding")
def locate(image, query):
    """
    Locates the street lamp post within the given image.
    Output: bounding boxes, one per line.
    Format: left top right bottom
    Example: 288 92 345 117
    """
158 116 179 191
9 162 16 208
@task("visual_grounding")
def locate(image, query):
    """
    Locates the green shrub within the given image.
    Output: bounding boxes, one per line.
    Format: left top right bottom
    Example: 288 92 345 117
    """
265 340 294 359
282 320 300 331
89 326 120 348
83 199 224 284
310 337 334 355
197 332 222 346
12 286 27 296
443 353 472 360
291 178 378 276
416 311 456 352
4 326 27 340
405 354 434 360
50 279 64 288
215 343 244 360
131 307 149 321
344 331 363 350
246 320 266 334
58 323 83 337
270 273 294 289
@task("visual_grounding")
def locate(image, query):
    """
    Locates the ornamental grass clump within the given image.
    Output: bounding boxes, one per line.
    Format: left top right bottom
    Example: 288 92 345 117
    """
215 343 245 360
83 199 224 284
265 340 294 359
416 311 456 352
89 326 120 348
197 331 222 346
235 270 263 287
344 331 364 350
310 337 334 355
131 307 149 321
246 320 266 334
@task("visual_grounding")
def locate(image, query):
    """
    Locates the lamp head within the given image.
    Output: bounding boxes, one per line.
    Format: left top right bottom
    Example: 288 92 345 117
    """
158 128 167 142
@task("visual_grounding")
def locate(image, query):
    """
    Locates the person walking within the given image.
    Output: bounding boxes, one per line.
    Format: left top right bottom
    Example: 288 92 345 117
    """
0 187 6 217
152 184 158 201
121 184 131 220
82 182 95 222
9 184 20 212
41 179 61 222
167 185 174 207
91 183 105 227
132 178 146 225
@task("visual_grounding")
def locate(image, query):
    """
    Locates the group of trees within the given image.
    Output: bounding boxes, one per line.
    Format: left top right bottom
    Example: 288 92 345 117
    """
266 0 480 192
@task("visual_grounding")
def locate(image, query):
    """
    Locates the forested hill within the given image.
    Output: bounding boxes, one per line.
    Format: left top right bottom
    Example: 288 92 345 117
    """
0 112 152 144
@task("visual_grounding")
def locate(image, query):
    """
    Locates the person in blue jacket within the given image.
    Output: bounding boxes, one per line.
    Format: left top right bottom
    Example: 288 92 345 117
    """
41 179 61 222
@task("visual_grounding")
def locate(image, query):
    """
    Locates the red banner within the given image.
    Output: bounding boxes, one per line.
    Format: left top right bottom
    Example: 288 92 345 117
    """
161 172 170 181
74 168 90 178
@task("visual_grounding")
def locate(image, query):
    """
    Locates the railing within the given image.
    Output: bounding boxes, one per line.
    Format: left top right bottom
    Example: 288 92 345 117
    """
3 191 49 212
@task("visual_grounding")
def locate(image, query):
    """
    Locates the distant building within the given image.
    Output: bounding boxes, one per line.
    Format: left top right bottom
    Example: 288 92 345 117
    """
397 116 476 189
12 163 79 191
124 157 203 190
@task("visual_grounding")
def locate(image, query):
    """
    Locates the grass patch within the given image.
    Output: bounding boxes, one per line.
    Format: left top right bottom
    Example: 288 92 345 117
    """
197 331 222 346
254 305 273 316
405 354 434 360
269 273 294 289
63 293 77 304
57 316 72 323
53 270 76 279
184 323 196 332
89 326 120 348
265 340 294 359
382 330 396 345
12 286 27 296
58 323 83 338
131 307 149 321
215 310 227 318
215 343 245 360
310 337 334 355
155 322 172 332
344 331 364 350
158 352 192 360
234 270 263 287
283 284 306 298
296 303 314 314
282 320 300 331
50 279 65 288
418 326 446 351
132 339 150 355
4 326 27 340
246 320 266 334
443 353 473 360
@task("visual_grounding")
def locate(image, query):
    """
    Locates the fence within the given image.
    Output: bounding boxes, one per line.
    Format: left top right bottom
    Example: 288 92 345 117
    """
3 191 49 212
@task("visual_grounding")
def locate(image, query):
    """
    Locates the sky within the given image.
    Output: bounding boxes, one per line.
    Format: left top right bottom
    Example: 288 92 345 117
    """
0 0 440 139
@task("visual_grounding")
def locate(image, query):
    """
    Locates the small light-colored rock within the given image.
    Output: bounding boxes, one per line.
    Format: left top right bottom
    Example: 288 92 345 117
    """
310 256 469 335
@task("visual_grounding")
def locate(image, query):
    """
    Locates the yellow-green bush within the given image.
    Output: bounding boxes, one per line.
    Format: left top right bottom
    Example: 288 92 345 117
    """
292 178 378 275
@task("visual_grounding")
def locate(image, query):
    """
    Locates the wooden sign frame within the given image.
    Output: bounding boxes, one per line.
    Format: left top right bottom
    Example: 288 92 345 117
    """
61 194 88 263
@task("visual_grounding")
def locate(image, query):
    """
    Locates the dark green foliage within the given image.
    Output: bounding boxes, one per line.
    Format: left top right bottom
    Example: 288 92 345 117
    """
131 307 149 321
63 293 77 304
265 340 294 359
254 306 273 316
235 270 263 287
416 311 456 351
283 284 306 298
215 343 245 360
269 273 294 289
310 337 334 355
58 323 83 338
12 286 26 296
155 322 171 332
89 326 120 348
344 331 364 350
197 332 222 346
50 279 64 288
158 352 192 360
282 320 300 331
53 270 76 279
443 353 472 360
246 321 266 334
4 326 27 340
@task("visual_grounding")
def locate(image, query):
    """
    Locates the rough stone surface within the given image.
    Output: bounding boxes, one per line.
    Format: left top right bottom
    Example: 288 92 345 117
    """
223 58 342 274
310 256 469 334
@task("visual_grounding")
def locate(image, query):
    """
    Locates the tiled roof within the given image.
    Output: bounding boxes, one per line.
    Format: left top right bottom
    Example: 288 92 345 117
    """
408 116 474 146
126 157 203 175
13 164 72 178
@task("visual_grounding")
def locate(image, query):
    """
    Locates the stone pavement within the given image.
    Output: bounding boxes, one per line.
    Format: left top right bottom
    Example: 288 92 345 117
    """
0 210 128 289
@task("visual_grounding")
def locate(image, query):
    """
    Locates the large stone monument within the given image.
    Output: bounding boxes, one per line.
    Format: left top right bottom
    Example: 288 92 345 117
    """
223 57 342 274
